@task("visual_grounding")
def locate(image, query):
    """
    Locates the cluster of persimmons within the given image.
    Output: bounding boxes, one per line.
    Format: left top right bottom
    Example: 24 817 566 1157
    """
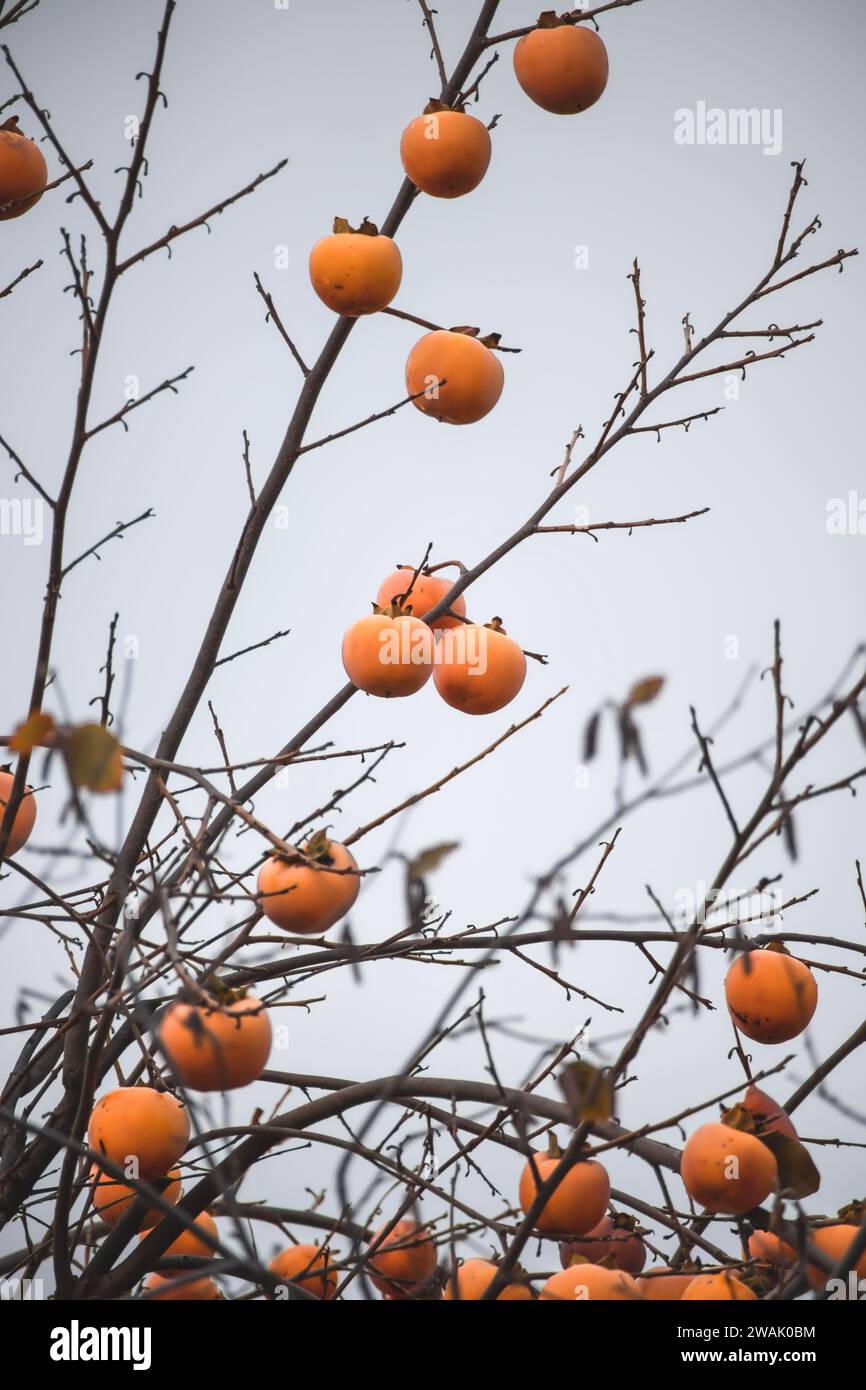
4 13 859 1303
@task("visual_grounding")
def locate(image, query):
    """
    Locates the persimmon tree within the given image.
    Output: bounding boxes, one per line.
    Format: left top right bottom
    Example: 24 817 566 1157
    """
0 0 864 1306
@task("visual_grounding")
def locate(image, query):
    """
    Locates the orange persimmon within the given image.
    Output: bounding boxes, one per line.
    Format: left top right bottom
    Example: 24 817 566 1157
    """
406 329 504 425
376 566 467 631
157 990 272 1092
513 21 608 115
269 1243 338 1299
637 1265 698 1301
368 1219 437 1299
258 833 359 935
725 946 818 1044
560 1214 646 1275
90 1164 182 1230
144 1272 220 1301
518 1150 610 1237
682 1272 758 1301
807 1224 866 1290
742 1083 798 1138
309 217 401 316
443 1258 533 1301
0 769 37 856
400 104 491 198
680 1120 777 1216
88 1086 189 1181
139 1210 218 1260
342 608 434 697
541 1263 643 1301
434 618 526 715
748 1229 796 1267
0 116 47 219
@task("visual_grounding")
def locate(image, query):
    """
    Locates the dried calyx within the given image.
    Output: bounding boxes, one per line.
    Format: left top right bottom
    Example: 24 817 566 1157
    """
447 324 502 349
371 600 416 619
332 215 380 237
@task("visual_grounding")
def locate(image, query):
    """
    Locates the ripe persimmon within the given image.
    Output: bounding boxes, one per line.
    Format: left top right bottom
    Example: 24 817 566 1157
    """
541 1263 643 1301
342 607 434 697
637 1265 698 1301
443 1258 533 1301
0 770 37 856
157 989 271 1092
90 1164 181 1230
269 1243 338 1299
560 1214 646 1275
376 566 467 631
140 1210 218 1260
681 1271 757 1301
748 1229 796 1267
807 1224 866 1290
406 329 504 425
368 1219 437 1299
400 103 491 198
742 1083 798 1138
144 1272 220 1301
309 217 402 316
434 618 526 715
88 1086 189 1181
0 116 47 219
258 832 359 935
680 1119 777 1215
513 21 608 115
518 1148 610 1236
725 946 818 1044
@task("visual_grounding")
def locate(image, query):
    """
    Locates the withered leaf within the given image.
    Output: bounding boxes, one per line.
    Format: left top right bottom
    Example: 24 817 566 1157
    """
759 1131 821 1199
10 712 56 754
626 675 665 708
583 708 601 763
558 1060 614 1122
409 841 460 879
62 722 123 793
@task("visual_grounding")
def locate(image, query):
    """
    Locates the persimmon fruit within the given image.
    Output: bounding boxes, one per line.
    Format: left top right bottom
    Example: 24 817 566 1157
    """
807 1224 866 1290
637 1265 698 1301
258 832 359 935
560 1214 646 1275
400 104 492 198
157 989 271 1092
269 1243 338 1299
742 1083 798 1138
725 946 818 1044
434 618 526 715
681 1272 758 1301
309 217 402 316
0 770 37 856
541 1263 643 1301
145 1272 220 1301
443 1258 533 1301
748 1229 796 1267
513 21 609 116
680 1119 777 1215
342 607 434 697
405 329 504 425
0 116 47 219
368 1219 437 1299
90 1164 182 1230
140 1210 218 1260
88 1086 189 1181
518 1149 610 1236
376 566 467 631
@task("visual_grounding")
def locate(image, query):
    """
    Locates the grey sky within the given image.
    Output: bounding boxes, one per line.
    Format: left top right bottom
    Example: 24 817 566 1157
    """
1 0 864 1280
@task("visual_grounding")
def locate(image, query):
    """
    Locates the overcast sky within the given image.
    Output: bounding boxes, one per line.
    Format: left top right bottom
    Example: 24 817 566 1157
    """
1 0 864 1284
